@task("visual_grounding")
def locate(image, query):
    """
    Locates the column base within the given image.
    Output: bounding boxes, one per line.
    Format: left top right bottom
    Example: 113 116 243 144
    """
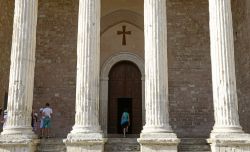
137 133 180 152
1 126 36 135
0 134 39 152
212 126 243 133
64 132 107 152
207 132 250 152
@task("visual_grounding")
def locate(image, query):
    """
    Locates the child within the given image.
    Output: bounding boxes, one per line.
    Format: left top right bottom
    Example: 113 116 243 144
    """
39 108 45 138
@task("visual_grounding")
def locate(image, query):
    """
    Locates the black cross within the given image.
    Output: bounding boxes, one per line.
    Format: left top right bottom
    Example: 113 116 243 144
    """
117 26 131 45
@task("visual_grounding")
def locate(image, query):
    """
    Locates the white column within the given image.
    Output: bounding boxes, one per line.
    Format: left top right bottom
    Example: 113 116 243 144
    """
0 0 38 151
209 0 242 133
1 0 38 136
72 0 101 134
138 0 179 151
142 0 171 134
64 0 105 151
208 0 250 151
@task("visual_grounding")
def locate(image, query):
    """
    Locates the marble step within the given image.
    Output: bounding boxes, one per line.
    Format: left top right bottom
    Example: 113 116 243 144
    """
105 138 140 152
36 138 66 152
36 137 210 152
178 138 211 152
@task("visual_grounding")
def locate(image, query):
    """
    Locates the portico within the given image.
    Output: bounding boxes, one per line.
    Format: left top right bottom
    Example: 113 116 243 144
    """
1 0 250 152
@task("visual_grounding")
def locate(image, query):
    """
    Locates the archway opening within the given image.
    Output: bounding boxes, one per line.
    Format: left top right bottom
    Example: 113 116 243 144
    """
108 61 142 134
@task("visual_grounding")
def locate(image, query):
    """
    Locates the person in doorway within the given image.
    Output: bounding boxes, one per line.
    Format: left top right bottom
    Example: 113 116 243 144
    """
120 109 130 137
42 103 53 138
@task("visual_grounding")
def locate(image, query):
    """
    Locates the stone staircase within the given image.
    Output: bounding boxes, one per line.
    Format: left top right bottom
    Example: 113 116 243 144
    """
36 138 66 152
105 138 140 152
36 137 211 152
178 138 211 152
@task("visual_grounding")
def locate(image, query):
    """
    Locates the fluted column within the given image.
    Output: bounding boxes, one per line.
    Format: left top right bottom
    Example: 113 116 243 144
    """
142 0 171 133
138 0 179 151
209 0 242 133
71 0 101 133
65 0 105 151
1 0 38 136
207 1 250 151
0 1 38 151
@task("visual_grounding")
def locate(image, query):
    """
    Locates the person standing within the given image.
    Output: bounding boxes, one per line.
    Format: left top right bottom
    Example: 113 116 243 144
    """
31 108 38 131
2 110 7 129
39 108 45 138
42 103 53 138
120 109 130 138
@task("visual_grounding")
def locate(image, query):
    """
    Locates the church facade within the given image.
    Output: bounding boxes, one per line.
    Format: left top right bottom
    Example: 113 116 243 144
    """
0 0 250 152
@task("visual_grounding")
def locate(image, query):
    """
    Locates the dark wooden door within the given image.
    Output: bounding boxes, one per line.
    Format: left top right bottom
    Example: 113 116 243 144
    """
108 61 142 134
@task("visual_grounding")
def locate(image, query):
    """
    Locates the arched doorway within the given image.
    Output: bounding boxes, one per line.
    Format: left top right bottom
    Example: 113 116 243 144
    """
108 61 142 134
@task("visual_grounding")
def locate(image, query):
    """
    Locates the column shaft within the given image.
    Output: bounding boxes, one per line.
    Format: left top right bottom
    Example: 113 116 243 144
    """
2 0 38 135
72 0 101 133
143 0 171 133
138 1 179 150
64 0 105 150
209 0 242 132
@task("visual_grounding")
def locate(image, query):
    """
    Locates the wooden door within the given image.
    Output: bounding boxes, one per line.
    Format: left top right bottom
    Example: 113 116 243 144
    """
108 61 142 134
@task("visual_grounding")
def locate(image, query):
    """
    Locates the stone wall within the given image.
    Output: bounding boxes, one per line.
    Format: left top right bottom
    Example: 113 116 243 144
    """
232 0 250 133
33 0 78 137
0 0 14 110
167 0 213 138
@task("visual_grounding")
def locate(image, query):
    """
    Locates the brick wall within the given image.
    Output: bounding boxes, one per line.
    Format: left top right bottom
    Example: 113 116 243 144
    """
0 0 13 110
233 0 250 133
167 0 213 138
33 0 78 137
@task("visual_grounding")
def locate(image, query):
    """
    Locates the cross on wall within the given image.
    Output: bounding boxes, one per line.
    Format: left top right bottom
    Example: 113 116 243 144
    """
117 25 131 45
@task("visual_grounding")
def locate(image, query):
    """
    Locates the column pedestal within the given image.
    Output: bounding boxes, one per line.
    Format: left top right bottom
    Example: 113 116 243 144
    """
0 135 39 152
138 133 179 152
208 133 250 152
64 133 106 152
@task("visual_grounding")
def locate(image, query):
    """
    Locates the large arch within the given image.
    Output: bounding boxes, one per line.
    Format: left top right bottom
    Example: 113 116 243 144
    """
100 52 145 135
101 9 143 35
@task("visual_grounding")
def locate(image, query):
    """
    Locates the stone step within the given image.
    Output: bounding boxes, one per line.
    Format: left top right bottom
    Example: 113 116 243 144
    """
105 138 140 152
36 138 140 152
178 138 211 152
36 138 66 152
36 137 211 152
